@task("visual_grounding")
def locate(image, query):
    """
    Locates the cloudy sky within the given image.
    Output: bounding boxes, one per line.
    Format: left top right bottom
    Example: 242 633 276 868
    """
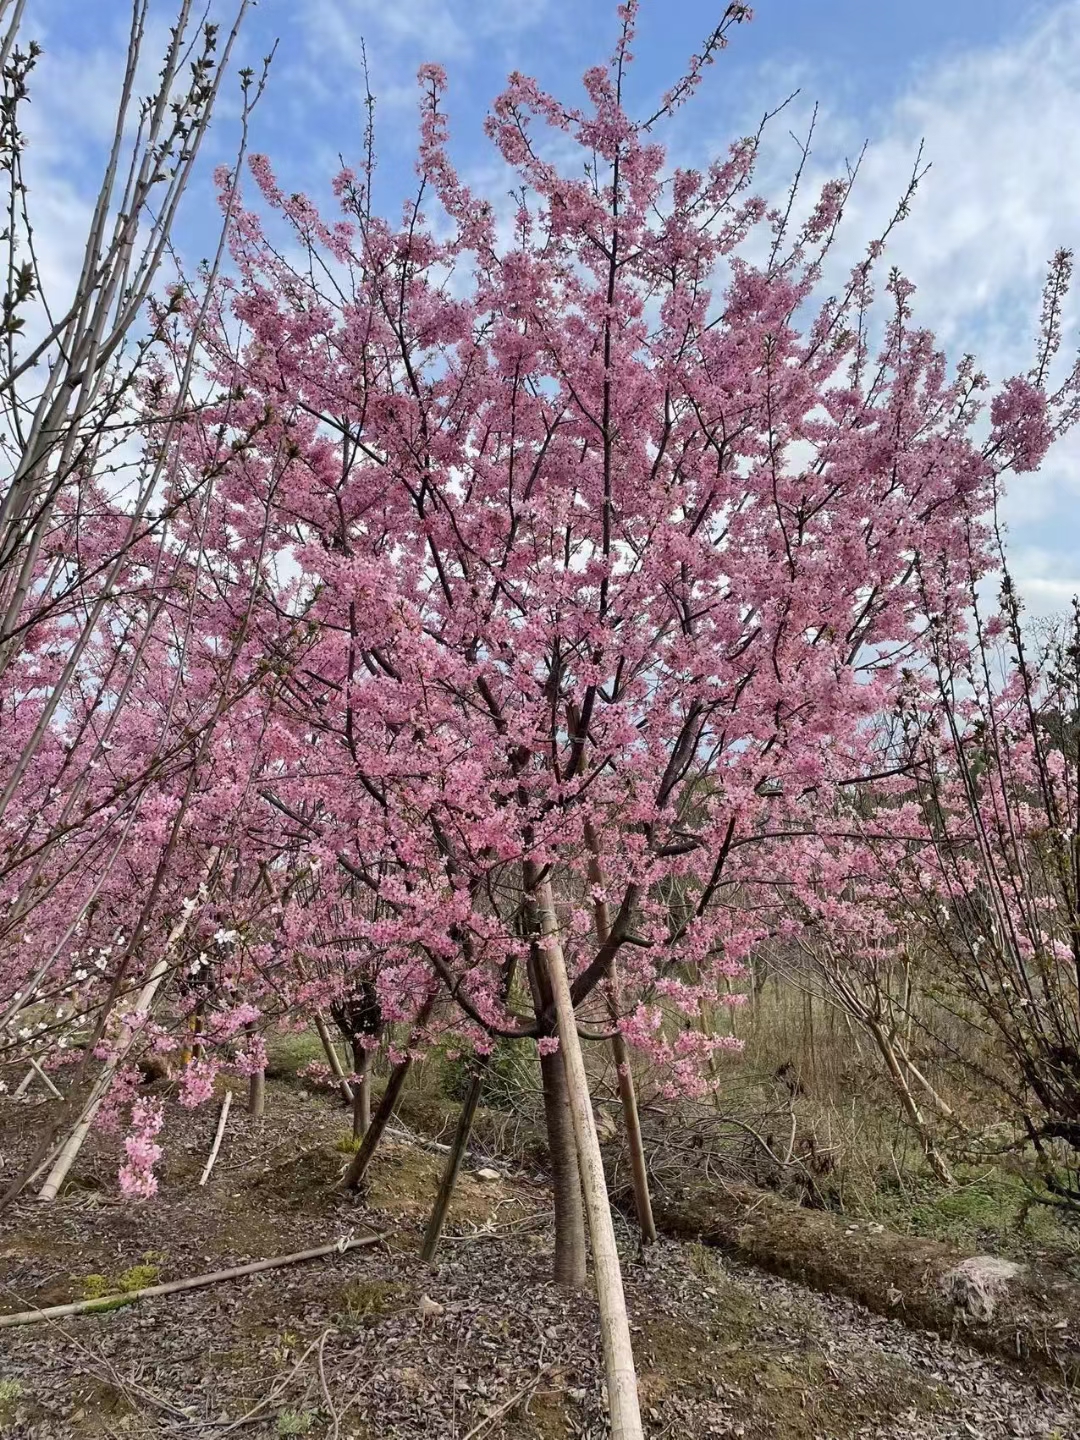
24 0 1080 614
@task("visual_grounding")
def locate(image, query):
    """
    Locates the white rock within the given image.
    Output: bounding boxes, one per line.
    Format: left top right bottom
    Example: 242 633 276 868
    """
941 1255 1023 1321
474 1166 501 1182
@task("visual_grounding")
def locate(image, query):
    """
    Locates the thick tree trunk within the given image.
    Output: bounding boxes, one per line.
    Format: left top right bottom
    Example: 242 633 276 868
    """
314 1012 353 1106
525 909 587 1289
531 871 644 1440
421 1054 489 1263
248 1067 265 1118
539 1044 588 1287
352 1041 373 1140
338 994 435 1191
584 821 656 1246
247 1023 265 1118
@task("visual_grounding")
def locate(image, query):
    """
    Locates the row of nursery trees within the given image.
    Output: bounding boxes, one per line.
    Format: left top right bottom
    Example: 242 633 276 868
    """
2 2 1080 1433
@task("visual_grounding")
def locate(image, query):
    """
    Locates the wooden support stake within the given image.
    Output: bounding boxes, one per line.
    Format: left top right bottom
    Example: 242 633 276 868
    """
584 820 656 1246
199 1089 233 1185
37 880 212 1203
28 1058 63 1101
531 871 644 1440
314 1013 353 1105
0 1233 387 1329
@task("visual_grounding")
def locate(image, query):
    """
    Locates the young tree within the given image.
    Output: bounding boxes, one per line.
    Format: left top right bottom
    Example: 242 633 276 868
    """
881 578 1080 1209
0 0 283 1200
9 2 1078 1432
158 5 1080 1429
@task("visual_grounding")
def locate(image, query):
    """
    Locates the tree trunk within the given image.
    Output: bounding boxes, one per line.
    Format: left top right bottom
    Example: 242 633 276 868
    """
338 994 435 1191
247 1023 265 1118
314 1012 353 1105
893 1037 957 1119
539 1044 588 1287
524 909 587 1290
248 1068 265 1118
584 821 656 1246
352 1040 373 1140
531 871 644 1440
338 1055 408 1190
421 1054 489 1263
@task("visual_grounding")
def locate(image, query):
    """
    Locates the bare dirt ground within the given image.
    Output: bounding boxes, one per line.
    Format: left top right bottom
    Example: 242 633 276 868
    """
1 1081 1078 1439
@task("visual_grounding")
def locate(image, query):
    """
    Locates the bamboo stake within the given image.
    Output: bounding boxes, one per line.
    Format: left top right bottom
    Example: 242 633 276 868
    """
37 879 212 1202
531 871 644 1440
199 1089 233 1185
0 1234 386 1329
584 821 656 1246
8 1059 57 1100
314 1013 353 1104
28 1057 63 1100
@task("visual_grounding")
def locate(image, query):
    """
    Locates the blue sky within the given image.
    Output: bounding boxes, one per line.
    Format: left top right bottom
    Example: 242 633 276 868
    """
24 0 1080 615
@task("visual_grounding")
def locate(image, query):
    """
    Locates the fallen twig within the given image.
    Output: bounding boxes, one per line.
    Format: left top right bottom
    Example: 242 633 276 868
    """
461 1364 558 1440
316 1328 341 1440
212 1330 329 1435
0 1233 387 1329
200 1088 233 1186
387 1120 452 1154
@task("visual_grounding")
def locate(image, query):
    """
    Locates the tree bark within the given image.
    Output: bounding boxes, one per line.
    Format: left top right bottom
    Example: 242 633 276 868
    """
248 1068 265 1118
247 1023 265 1118
524 908 587 1289
338 994 435 1191
421 1054 489 1263
539 1043 588 1287
531 870 644 1440
584 821 656 1246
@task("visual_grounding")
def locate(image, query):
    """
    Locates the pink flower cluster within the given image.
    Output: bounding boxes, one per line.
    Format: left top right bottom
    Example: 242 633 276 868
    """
119 1098 165 1200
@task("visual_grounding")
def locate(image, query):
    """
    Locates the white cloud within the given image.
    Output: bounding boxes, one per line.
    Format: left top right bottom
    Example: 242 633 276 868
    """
721 3 1080 613
295 0 554 113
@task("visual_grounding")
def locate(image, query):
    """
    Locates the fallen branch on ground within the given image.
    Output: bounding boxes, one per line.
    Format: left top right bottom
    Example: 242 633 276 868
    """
0 1233 387 1329
461 1363 560 1440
